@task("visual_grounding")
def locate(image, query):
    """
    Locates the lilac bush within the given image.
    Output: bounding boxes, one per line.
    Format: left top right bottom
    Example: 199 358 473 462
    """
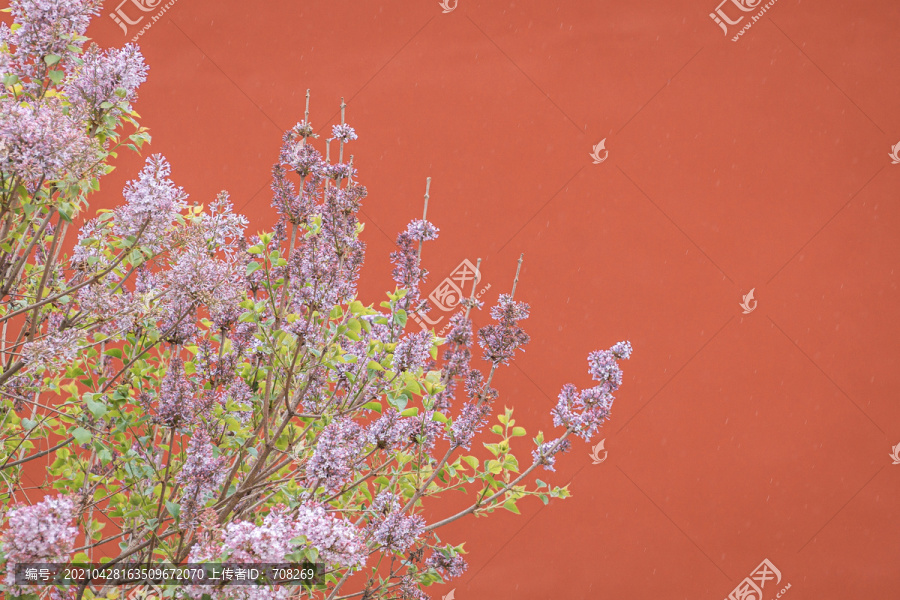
0 2 632 599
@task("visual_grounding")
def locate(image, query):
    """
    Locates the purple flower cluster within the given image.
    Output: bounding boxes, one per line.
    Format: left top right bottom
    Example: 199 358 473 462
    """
112 155 188 253
398 575 430 600
221 506 297 563
66 43 147 120
20 318 83 373
154 357 196 427
279 164 368 310
449 399 492 450
329 123 357 144
551 341 632 441
367 409 413 452
0 100 98 186
307 418 367 492
405 219 440 242
531 438 571 472
369 493 425 553
477 294 530 365
390 219 440 314
392 331 433 372
425 546 468 579
280 135 323 178
1 496 77 589
187 506 329 600
294 503 366 568
2 0 100 85
270 164 312 225
176 428 225 525
431 315 472 411
409 411 442 452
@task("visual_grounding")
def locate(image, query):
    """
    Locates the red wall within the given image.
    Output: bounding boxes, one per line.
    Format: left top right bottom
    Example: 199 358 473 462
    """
60 0 900 598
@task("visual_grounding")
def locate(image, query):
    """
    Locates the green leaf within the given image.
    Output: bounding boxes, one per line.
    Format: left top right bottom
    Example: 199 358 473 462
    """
103 348 123 359
485 460 502 474
367 360 385 372
165 500 181 520
85 397 107 419
362 401 383 413
21 418 38 431
503 498 521 514
511 426 527 437
72 427 91 445
400 407 419 417
47 69 64 85
43 54 61 66
246 261 261 276
431 412 449 424
393 309 407 328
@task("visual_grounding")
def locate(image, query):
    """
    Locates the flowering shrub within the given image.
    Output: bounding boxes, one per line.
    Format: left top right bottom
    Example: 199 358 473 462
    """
0 2 632 599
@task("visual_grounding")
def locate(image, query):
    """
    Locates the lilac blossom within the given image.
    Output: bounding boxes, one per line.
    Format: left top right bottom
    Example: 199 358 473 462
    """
154 356 195 427
610 340 633 360
281 136 325 178
307 418 367 492
0 100 98 186
76 275 138 335
369 493 425 553
330 123 358 143
532 438 571 472
551 342 631 441
221 506 298 563
187 508 298 600
1 496 77 590
294 503 366 569
200 192 249 254
408 411 442 452
20 314 83 373
392 331 433 372
426 547 468 579
405 219 440 242
389 219 440 313
324 160 356 181
270 164 311 225
176 428 225 525
434 313 474 410
449 400 492 449
5 0 100 83
163 241 244 331
66 43 147 120
587 348 624 389
398 575 430 600
477 294 530 365
367 410 413 452
112 154 188 253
